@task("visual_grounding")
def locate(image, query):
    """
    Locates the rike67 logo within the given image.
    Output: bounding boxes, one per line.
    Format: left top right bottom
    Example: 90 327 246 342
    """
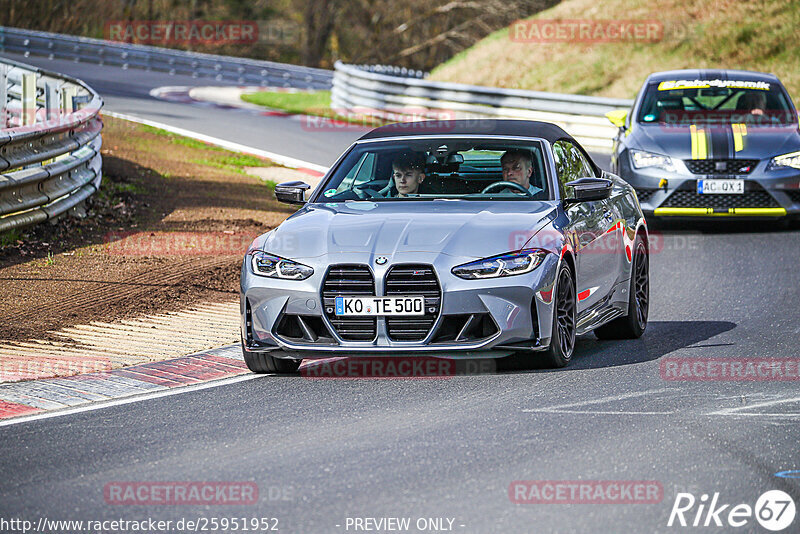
668 490 796 531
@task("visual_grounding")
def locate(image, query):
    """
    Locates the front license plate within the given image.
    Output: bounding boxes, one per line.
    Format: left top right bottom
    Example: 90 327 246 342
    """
697 179 744 194
334 296 425 316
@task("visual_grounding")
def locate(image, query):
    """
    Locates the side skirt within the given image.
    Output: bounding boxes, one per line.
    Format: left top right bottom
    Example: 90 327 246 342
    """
575 281 629 335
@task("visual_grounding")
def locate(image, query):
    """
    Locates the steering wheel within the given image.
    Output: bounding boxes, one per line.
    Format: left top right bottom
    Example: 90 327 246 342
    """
481 181 531 195
353 186 384 199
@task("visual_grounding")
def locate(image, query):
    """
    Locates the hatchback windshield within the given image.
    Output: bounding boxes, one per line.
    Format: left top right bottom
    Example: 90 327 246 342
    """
314 138 551 202
637 78 796 126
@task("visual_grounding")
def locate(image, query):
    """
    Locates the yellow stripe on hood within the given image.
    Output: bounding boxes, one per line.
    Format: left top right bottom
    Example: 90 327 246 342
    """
690 125 708 160
731 123 747 152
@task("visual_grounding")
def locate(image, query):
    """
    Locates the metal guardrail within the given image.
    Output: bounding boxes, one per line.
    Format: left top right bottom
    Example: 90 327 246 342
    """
331 62 634 152
0 26 333 90
0 56 103 233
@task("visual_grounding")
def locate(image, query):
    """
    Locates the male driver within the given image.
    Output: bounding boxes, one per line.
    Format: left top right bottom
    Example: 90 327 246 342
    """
738 91 767 116
390 152 426 197
500 149 543 195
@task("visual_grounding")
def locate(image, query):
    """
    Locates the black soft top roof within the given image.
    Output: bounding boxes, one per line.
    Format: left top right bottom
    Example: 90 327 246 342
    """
357 119 575 145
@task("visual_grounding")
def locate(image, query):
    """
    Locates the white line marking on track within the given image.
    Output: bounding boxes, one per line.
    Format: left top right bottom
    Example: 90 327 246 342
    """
0 373 267 428
102 111 329 174
707 396 800 416
523 390 800 419
536 410 675 415
709 413 800 418
521 388 672 413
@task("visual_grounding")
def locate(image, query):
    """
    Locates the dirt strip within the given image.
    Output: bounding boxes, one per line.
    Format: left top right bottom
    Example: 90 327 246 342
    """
0 116 305 381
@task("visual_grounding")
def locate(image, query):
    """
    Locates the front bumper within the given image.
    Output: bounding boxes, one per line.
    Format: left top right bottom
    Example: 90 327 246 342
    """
618 153 800 217
240 252 561 359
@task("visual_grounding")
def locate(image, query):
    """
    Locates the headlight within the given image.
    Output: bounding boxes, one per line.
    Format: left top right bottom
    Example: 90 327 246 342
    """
630 149 675 172
769 151 800 171
452 249 547 279
250 251 313 280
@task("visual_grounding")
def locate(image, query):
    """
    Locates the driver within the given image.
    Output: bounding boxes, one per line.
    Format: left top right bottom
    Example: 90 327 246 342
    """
499 149 543 195
738 91 767 116
389 152 426 197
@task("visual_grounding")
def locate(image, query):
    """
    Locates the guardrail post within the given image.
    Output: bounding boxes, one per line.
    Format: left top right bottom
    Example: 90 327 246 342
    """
45 82 59 121
61 85 76 113
21 72 37 126
0 63 7 128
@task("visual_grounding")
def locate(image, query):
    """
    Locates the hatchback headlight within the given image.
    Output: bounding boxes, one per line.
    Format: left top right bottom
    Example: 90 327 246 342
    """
630 149 675 172
250 251 313 280
769 151 800 171
452 249 547 279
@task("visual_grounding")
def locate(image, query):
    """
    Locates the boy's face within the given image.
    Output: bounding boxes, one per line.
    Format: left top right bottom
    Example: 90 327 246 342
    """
392 166 425 196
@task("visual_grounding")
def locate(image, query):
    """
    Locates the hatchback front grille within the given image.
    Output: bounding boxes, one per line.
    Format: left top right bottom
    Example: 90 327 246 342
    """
635 189 657 203
685 159 758 175
322 265 376 341
384 264 441 341
663 187 778 209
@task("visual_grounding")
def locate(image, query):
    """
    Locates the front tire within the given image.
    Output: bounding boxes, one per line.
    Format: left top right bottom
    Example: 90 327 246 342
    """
242 344 301 374
542 261 577 368
594 235 649 339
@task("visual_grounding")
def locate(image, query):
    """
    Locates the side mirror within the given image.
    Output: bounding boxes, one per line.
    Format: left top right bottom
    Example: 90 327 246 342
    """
605 109 628 128
564 178 612 203
274 181 311 205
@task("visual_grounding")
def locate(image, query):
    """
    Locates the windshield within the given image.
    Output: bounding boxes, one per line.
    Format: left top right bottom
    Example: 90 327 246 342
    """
636 78 796 126
313 138 551 202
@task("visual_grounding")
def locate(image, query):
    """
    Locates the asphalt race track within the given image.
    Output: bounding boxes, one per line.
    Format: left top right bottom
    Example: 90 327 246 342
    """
1 52 799 533
0 52 611 171
0 52 363 168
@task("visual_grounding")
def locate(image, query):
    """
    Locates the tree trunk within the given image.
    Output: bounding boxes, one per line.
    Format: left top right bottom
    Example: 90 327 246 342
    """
303 0 337 67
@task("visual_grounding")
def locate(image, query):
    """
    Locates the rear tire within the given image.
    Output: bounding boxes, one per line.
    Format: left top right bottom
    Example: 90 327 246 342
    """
541 261 577 368
242 344 301 374
594 235 649 340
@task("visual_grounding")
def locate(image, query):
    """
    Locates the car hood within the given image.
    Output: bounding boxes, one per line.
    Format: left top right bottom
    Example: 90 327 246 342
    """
256 201 558 261
633 123 800 160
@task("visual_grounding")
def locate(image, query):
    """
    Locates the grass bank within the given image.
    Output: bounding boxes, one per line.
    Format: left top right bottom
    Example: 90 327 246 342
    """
429 0 800 99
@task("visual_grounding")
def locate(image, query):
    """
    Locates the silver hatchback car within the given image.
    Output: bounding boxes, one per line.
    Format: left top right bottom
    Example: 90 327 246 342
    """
241 120 649 373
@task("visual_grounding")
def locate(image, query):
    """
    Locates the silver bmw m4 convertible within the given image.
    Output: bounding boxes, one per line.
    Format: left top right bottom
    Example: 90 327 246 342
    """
241 120 649 373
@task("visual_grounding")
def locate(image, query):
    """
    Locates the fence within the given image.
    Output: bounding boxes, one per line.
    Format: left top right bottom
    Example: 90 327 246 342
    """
0 57 103 233
1 26 634 151
331 62 633 152
0 26 332 90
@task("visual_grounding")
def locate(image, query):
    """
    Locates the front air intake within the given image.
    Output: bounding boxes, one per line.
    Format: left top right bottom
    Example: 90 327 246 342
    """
322 265 377 341
384 264 441 341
